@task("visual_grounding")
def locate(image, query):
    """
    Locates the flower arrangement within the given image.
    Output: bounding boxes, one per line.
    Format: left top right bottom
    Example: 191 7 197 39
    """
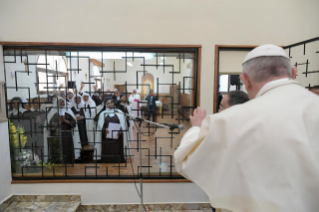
9 120 61 174
9 120 38 173
9 120 27 149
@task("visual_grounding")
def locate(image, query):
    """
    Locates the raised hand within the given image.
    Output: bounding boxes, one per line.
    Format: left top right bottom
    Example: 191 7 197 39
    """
189 106 206 127
81 82 85 89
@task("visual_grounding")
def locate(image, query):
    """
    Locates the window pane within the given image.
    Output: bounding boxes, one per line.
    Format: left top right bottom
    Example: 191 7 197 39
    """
39 73 54 91
219 75 229 92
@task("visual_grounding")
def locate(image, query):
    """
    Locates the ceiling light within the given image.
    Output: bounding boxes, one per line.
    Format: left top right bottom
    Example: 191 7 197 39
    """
127 62 133 66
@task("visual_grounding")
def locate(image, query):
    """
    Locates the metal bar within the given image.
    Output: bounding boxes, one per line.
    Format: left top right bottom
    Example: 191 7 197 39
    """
304 43 306 55
302 70 319 74
283 36 319 49
306 59 309 77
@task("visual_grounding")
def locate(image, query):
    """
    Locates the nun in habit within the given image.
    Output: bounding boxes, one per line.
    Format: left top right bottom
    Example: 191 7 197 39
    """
43 97 81 163
82 93 96 143
8 97 28 118
119 95 135 138
95 98 132 163
67 91 74 103
23 97 46 156
70 94 89 148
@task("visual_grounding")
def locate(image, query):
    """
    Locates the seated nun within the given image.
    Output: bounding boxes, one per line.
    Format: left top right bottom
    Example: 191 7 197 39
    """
23 97 46 156
8 97 32 143
70 94 89 148
67 91 74 103
60 93 67 101
43 97 81 163
95 98 132 163
30 97 43 112
8 97 28 118
24 97 45 123
82 92 96 143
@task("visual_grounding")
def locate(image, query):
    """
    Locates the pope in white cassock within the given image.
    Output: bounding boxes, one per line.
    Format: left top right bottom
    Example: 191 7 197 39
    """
129 89 141 117
174 45 319 212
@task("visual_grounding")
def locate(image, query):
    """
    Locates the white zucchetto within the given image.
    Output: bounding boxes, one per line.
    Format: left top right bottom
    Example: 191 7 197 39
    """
242 44 290 64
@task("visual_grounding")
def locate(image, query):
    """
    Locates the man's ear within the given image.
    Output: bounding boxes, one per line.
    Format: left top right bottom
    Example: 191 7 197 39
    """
291 67 298 80
240 73 251 91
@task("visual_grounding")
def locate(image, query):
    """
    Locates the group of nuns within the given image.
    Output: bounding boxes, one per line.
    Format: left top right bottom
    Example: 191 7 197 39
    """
8 89 133 164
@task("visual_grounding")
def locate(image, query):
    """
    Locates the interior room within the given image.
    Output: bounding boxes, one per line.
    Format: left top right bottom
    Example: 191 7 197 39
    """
0 0 318 211
3 48 197 179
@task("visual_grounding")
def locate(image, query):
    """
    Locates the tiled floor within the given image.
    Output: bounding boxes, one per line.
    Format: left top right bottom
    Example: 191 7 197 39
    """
79 203 213 212
0 195 81 212
2 201 81 212
1 196 213 212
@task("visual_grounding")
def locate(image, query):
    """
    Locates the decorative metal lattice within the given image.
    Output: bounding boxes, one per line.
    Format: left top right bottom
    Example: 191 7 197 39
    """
3 46 199 180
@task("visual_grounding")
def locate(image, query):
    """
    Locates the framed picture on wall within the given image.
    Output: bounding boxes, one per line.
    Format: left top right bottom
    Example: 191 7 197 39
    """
0 80 7 122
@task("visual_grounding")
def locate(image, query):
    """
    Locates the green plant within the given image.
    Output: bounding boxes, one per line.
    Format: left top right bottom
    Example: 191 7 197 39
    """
9 120 28 173
37 162 61 170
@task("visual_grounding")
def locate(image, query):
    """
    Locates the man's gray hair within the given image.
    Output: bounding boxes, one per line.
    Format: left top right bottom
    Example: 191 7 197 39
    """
242 56 292 82
228 91 249 106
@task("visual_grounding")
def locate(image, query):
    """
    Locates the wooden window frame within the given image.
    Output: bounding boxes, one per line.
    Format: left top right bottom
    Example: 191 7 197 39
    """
0 41 202 183
213 45 257 113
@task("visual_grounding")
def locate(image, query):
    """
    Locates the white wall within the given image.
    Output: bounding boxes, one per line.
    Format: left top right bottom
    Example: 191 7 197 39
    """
5 56 38 100
0 46 12 204
107 57 189 94
0 0 319 205
2 0 318 110
72 56 191 95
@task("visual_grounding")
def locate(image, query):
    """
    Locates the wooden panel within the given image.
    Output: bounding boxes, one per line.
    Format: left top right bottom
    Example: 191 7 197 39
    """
179 93 191 118
213 46 219 113
196 48 201 107
114 84 126 95
90 59 105 67
11 179 191 184
0 41 201 48
4 42 202 183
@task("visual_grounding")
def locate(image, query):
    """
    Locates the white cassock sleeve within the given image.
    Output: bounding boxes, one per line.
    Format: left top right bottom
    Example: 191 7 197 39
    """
174 126 201 179
175 82 319 212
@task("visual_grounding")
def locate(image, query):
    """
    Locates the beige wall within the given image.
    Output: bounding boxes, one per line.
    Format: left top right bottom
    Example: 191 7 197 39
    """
219 50 250 74
0 45 11 204
219 41 319 87
285 40 319 87
1 0 319 111
1 0 319 204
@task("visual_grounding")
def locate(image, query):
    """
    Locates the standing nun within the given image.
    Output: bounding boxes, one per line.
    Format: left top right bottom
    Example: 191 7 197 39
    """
70 94 89 148
43 97 81 163
95 98 131 163
82 93 96 143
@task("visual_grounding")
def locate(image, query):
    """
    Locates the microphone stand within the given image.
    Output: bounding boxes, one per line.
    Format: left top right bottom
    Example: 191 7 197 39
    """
124 113 173 211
